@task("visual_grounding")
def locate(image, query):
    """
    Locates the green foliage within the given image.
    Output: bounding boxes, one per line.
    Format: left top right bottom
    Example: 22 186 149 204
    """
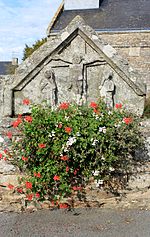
12 100 143 205
22 38 47 60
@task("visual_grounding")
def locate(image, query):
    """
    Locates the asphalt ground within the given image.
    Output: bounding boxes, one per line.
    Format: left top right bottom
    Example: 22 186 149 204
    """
0 208 150 237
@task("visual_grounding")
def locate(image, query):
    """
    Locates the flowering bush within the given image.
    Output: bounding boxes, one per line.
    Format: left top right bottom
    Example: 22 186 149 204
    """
12 99 143 206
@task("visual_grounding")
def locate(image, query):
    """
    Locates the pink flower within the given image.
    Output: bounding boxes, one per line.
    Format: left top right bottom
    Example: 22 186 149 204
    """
35 192 40 198
0 153 2 159
53 175 60 181
3 157 7 161
61 155 69 161
115 103 122 109
59 102 69 110
23 99 30 105
7 131 12 139
65 127 72 134
90 102 98 109
72 186 82 191
25 116 32 123
73 168 79 175
123 117 133 125
58 123 62 128
38 143 46 149
66 166 69 172
25 181 32 189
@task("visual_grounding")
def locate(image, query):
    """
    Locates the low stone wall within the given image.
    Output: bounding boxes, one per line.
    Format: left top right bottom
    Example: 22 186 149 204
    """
0 118 150 212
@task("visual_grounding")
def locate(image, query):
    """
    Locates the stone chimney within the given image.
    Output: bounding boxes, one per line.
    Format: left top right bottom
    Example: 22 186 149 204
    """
64 0 100 10
12 57 18 66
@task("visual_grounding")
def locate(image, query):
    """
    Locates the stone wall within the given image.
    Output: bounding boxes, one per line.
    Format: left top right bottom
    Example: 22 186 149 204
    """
98 31 150 96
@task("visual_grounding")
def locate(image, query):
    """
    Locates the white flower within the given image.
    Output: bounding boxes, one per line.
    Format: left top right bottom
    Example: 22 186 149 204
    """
108 111 112 115
101 156 105 161
93 115 99 120
109 167 115 172
99 127 106 133
92 139 98 146
65 116 69 121
76 132 81 137
66 137 76 146
0 136 4 143
94 179 104 187
93 170 100 176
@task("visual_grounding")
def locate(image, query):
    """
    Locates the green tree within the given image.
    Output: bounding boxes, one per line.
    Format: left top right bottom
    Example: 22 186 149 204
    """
22 38 47 61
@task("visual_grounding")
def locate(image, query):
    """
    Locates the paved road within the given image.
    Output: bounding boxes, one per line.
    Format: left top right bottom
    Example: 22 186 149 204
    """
0 208 150 237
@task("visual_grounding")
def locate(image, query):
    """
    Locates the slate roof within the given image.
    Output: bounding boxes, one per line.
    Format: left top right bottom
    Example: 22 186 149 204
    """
0 62 12 75
49 0 150 33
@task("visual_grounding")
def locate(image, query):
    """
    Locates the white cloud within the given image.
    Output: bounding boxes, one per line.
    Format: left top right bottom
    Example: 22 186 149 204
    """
0 0 62 62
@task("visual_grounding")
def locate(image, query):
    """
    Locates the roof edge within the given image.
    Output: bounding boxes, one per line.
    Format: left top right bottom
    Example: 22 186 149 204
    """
46 1 64 36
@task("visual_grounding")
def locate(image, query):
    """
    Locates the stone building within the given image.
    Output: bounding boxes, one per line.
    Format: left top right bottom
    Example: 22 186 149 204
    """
47 0 150 96
0 0 149 118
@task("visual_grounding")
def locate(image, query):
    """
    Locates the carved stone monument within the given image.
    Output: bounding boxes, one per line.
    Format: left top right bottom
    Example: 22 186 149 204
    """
0 16 146 118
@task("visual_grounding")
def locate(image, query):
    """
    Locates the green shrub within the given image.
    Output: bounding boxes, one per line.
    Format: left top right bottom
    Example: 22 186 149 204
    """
12 100 143 205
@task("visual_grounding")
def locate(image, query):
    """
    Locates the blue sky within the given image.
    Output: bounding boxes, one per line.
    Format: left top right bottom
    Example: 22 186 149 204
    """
0 0 62 62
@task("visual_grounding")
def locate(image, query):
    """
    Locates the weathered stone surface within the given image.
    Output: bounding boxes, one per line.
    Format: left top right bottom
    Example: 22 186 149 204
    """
0 160 16 174
0 16 146 119
99 32 150 96
0 174 20 186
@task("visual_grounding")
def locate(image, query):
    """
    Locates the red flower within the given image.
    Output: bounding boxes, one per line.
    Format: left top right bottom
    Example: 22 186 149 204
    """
12 118 22 128
38 143 46 149
66 166 69 172
59 102 69 110
65 127 72 134
7 131 12 139
25 116 32 123
0 153 2 159
72 186 82 191
35 192 40 198
93 109 99 114
115 103 122 109
23 99 30 105
26 193 33 201
22 156 28 161
59 203 68 209
90 102 98 109
123 117 133 125
16 187 23 193
3 157 7 161
61 155 69 161
53 175 60 181
8 184 14 190
34 172 41 178
25 181 32 189
4 149 8 154
18 114 22 119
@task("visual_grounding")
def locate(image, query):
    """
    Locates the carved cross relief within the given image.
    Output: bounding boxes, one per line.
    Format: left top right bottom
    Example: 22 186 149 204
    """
44 52 109 105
